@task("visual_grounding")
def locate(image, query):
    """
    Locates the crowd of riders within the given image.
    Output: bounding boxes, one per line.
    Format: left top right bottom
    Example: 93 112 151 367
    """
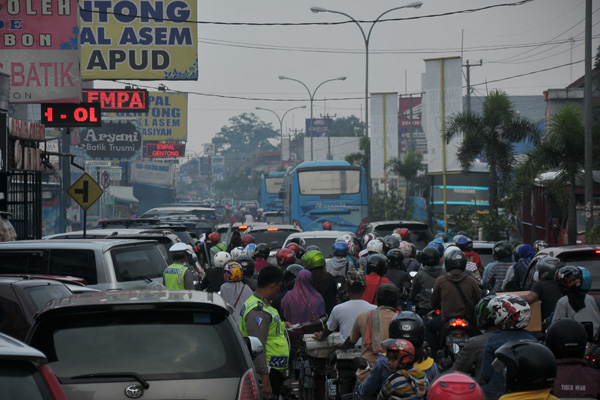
163 226 600 400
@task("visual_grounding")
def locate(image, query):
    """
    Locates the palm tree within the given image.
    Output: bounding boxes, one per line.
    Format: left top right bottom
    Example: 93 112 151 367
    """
445 90 540 222
387 151 426 215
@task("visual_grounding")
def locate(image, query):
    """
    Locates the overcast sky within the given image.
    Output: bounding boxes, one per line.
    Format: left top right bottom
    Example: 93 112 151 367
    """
98 0 600 154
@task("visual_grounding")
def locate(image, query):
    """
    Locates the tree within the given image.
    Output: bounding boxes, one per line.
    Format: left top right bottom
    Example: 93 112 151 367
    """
345 136 370 176
387 151 426 215
212 113 279 154
445 90 540 240
330 115 365 137
595 44 600 70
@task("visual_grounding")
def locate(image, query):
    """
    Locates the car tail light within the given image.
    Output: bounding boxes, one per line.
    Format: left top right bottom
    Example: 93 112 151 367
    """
238 226 248 230
238 369 258 400
450 318 468 327
267 228 280 231
38 364 68 400
596 250 600 254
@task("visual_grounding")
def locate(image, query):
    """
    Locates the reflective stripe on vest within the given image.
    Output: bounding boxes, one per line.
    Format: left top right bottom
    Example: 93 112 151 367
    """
164 264 188 290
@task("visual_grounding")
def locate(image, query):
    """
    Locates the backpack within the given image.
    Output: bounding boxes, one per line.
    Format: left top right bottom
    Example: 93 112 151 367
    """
332 260 350 304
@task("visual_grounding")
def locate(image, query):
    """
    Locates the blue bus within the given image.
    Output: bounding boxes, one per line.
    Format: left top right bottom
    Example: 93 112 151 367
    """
259 171 286 212
282 161 368 233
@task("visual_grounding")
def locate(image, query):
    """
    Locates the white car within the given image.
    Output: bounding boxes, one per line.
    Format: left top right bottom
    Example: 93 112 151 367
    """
283 230 360 259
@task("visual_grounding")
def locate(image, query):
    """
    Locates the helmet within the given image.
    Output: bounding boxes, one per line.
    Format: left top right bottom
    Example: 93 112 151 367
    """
302 250 326 270
386 249 405 269
383 235 400 253
409 243 417 258
366 254 388 275
362 233 377 248
208 232 220 243
286 242 305 259
382 338 415 365
455 231 469 237
388 311 425 346
493 341 556 392
435 233 449 243
214 251 232 268
346 268 366 288
255 243 270 259
366 239 383 254
475 295 496 330
456 236 473 252
287 237 306 248
428 372 484 400
537 257 564 281
493 241 512 260
237 255 255 276
578 266 592 291
284 264 304 283
230 246 245 260
358 249 369 259
223 261 244 282
420 246 441 267
394 228 411 240
489 294 531 330
533 239 548 253
306 244 321 252
212 242 227 253
332 241 349 257
546 318 588 359
241 234 254 246
276 248 296 267
554 265 583 293
427 240 445 257
398 241 412 258
444 248 467 272
244 243 257 258
391 232 402 241
322 221 332 230
169 242 188 253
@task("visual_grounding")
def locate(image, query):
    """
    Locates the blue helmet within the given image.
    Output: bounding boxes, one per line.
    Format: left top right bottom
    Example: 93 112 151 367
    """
428 240 445 257
332 241 349 257
577 266 592 291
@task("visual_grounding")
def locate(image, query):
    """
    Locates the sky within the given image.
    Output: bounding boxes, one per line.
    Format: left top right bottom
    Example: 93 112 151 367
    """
97 0 600 155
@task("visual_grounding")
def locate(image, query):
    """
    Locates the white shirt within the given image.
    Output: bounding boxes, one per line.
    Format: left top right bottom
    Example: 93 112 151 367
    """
326 299 376 343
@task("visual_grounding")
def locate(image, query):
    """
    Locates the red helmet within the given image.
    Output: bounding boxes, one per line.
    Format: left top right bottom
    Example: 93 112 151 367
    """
241 234 254 246
208 232 220 243
286 242 305 259
383 338 415 365
323 221 332 230
276 248 296 267
394 228 410 240
428 372 484 400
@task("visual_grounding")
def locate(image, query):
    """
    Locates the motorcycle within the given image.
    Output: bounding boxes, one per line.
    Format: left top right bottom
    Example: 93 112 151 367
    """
436 317 473 371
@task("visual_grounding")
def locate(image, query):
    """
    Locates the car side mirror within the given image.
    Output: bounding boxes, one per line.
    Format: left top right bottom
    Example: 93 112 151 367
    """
244 336 264 359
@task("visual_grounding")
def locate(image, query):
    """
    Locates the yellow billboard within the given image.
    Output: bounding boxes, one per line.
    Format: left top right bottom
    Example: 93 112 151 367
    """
79 0 198 80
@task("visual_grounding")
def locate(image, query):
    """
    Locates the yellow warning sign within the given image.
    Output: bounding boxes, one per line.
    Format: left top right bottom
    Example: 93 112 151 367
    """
67 173 103 210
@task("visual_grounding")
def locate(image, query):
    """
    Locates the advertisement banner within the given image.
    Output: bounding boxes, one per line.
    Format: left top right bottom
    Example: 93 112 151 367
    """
399 96 422 131
370 93 399 181
423 57 463 173
305 118 333 137
131 161 174 186
0 0 81 103
79 120 142 160
113 91 188 141
79 0 198 80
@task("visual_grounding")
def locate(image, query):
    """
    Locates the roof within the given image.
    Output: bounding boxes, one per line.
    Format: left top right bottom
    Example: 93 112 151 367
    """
0 333 46 363
286 230 355 239
107 186 138 204
296 160 351 169
0 239 158 251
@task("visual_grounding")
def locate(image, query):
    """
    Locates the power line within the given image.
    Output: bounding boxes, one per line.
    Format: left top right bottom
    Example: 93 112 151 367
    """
471 60 583 87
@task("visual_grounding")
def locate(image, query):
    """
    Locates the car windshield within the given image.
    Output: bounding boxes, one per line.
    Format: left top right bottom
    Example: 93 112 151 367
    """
0 360 54 400
250 229 299 249
31 310 247 380
23 284 73 311
110 246 167 282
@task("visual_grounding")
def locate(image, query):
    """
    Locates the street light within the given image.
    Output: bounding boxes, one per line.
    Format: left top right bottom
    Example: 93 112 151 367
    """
311 2 422 138
278 75 346 161
255 105 306 162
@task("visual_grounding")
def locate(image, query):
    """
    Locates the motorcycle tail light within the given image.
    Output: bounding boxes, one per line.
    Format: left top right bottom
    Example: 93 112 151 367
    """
435 309 441 315
238 368 258 400
450 318 467 327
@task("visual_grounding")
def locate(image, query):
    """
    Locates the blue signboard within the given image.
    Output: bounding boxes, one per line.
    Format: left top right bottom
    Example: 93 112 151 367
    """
305 118 333 137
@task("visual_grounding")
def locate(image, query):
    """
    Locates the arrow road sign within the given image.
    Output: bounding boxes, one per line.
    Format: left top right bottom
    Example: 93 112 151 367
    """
67 173 103 210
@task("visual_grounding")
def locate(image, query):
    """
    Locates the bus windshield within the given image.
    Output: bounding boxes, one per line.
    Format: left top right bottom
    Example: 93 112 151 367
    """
298 169 361 195
265 176 284 194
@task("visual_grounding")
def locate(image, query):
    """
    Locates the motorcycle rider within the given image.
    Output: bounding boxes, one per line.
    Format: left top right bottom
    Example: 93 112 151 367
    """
399 240 420 273
455 236 483 279
384 249 411 309
408 246 444 318
220 261 253 323
254 243 271 273
363 254 392 306
163 243 195 290
502 244 535 291
238 255 258 290
481 241 514 294
275 248 296 270
200 251 231 292
521 257 563 322
377 339 429 400
302 250 337 315
326 240 355 278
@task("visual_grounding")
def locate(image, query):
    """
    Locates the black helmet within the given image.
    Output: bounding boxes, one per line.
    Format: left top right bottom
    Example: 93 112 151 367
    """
493 241 513 260
444 248 467 272
420 246 440 267
493 341 556 393
284 264 304 284
546 318 588 359
554 265 583 294
366 254 388 276
456 231 469 238
237 255 255 277
255 243 270 259
386 248 405 269
388 311 425 347
456 236 473 252
383 235 400 253
537 257 564 281
435 233 448 243
475 295 496 330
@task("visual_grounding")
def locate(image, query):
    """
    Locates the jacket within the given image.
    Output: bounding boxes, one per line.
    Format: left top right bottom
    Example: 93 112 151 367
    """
326 257 353 278
499 389 559 400
552 294 600 338
553 357 600 399
453 329 496 382
163 263 194 290
409 264 445 311
429 269 481 323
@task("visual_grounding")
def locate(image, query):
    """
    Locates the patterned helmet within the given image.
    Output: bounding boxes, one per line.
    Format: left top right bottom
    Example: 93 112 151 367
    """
230 246 245 260
244 243 257 258
214 251 232 269
398 240 412 257
362 233 377 247
366 239 383 254
302 250 326 270
533 239 548 253
383 338 415 364
489 294 531 330
223 261 243 282
358 249 369 259
346 268 366 288
475 295 496 330
554 265 583 293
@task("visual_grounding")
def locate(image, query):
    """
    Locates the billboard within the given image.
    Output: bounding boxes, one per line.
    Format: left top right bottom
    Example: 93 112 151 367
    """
131 161 174 186
423 57 463 173
83 89 149 111
399 96 422 131
145 142 185 158
0 0 81 103
79 0 198 80
79 120 142 160
370 93 399 181
305 118 333 137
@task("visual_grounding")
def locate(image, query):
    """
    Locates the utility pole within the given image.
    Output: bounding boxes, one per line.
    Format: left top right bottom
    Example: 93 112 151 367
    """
584 0 594 234
321 113 336 160
464 59 482 112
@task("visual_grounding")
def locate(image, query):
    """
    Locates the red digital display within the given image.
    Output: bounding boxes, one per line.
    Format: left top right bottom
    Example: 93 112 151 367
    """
41 103 102 127
82 89 149 112
146 142 185 158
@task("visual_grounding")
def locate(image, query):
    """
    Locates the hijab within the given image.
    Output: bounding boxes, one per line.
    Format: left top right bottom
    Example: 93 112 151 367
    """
517 244 535 268
281 269 326 325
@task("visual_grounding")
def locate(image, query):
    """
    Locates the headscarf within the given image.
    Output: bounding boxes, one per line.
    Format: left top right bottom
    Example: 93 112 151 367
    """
281 269 326 325
517 244 535 268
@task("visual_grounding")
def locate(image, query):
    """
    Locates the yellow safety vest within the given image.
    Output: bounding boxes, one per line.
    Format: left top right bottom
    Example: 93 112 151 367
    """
163 263 188 290
239 295 289 369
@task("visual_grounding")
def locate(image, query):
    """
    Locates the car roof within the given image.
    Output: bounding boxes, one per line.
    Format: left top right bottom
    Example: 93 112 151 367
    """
246 224 301 232
0 274 85 286
44 228 157 239
536 244 600 258
0 239 159 252
368 220 429 228
0 332 46 363
285 230 354 239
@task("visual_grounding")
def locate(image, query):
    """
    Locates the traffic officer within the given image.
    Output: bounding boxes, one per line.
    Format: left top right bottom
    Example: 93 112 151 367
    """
163 243 195 290
239 265 290 400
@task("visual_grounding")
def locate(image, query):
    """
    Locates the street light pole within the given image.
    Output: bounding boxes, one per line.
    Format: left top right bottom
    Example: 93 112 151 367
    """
255 105 306 162
279 75 346 161
311 2 422 138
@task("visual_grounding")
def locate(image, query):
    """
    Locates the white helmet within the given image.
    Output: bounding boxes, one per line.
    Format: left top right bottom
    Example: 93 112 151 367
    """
230 246 245 260
358 249 369 259
398 241 412 257
214 251 231 268
245 243 257 258
366 239 383 254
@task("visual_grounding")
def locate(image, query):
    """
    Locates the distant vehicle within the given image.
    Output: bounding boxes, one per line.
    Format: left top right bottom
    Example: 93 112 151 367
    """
446 240 495 267
261 210 286 224
245 224 302 251
362 221 434 250
281 160 368 234
283 230 360 259
91 218 197 245
259 171 285 212
214 223 259 244
0 332 68 399
139 206 217 221
26 290 262 400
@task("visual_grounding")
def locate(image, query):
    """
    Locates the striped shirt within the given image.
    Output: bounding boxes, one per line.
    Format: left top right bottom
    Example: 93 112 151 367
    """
377 367 428 400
